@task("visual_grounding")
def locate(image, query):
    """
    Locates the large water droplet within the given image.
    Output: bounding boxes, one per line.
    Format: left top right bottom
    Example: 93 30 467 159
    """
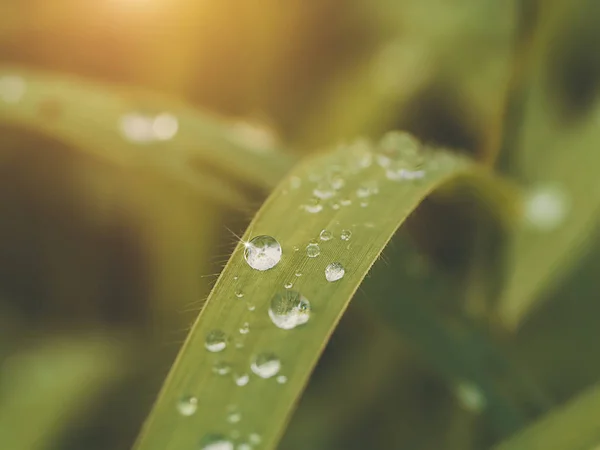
340 229 352 241
523 185 568 231
306 243 321 258
319 230 333 241
377 131 422 168
269 290 311 330
205 330 227 352
251 353 281 378
244 235 282 271
325 262 345 282
177 396 198 416
200 434 234 450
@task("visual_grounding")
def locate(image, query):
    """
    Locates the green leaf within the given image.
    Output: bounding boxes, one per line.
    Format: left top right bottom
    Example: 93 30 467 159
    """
493 381 600 450
0 335 126 450
0 66 296 208
134 134 489 450
495 0 600 328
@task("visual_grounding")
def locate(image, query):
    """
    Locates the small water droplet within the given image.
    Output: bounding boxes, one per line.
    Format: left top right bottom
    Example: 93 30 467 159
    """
233 276 239 281
306 243 321 258
177 396 198 416
313 182 336 200
200 434 234 450
213 361 231 376
340 198 352 207
319 230 333 241
293 245 300 252
453 381 487 413
234 373 250 386
251 353 281 379
205 330 227 352
330 176 345 190
235 342 245 349
523 184 568 231
244 235 282 271
385 167 426 182
356 181 379 198
303 197 323 213
239 322 250 334
295 271 303 277
249 434 262 445
325 262 346 282
340 229 352 241
227 411 242 424
152 112 179 141
284 281 294 289
276 375 288 384
269 291 311 330
290 176 302 189
331 203 341 210
360 201 369 208
247 304 256 312
0 75 26 104
235 290 244 298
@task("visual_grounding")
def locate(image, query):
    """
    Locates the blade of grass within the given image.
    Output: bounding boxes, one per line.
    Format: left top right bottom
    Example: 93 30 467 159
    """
492 0 600 328
0 334 127 450
0 66 296 207
134 135 496 450
493 382 600 450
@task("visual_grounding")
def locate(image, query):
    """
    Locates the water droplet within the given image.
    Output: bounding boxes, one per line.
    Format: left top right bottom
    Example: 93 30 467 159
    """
340 229 352 241
360 201 369 208
0 75 26 104
284 281 294 289
177 396 198 416
325 262 345 282
244 235 282 271
234 373 250 386
293 245 300 252
247 303 256 312
346 138 373 171
313 182 336 200
239 322 250 334
295 271 303 277
340 198 352 207
269 290 311 330
331 203 341 210
200 434 234 450
303 197 323 213
276 375 288 384
213 361 232 376
523 184 568 231
120 113 155 143
227 411 242 424
233 276 239 281
306 243 321 258
235 342 245 349
377 131 422 169
356 181 379 198
290 176 302 189
249 434 262 445
235 290 244 298
251 353 281 378
319 230 333 241
385 166 426 182
205 330 227 352
152 112 179 141
453 381 487 413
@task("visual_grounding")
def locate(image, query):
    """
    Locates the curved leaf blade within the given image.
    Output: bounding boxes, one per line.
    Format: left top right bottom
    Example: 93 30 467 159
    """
134 136 477 450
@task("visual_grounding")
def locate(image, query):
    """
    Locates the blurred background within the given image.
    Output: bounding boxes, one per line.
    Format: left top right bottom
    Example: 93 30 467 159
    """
2 0 600 449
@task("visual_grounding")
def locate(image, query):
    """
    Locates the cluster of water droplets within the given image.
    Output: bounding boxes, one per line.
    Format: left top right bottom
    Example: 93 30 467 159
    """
119 111 179 143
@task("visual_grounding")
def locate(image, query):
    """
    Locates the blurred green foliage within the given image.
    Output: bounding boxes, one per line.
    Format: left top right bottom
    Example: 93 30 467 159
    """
1 0 600 449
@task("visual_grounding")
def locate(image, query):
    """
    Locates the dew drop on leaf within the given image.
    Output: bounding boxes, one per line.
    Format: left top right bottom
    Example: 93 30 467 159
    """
200 434 234 450
306 243 321 258
243 235 282 271
239 322 250 335
269 290 311 330
251 353 281 379
319 230 333 241
205 330 227 352
227 411 241 424
325 262 346 282
340 229 352 241
234 373 250 387
523 184 569 231
177 396 198 416
276 375 288 384
212 361 232 376
303 197 323 213
234 290 244 298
